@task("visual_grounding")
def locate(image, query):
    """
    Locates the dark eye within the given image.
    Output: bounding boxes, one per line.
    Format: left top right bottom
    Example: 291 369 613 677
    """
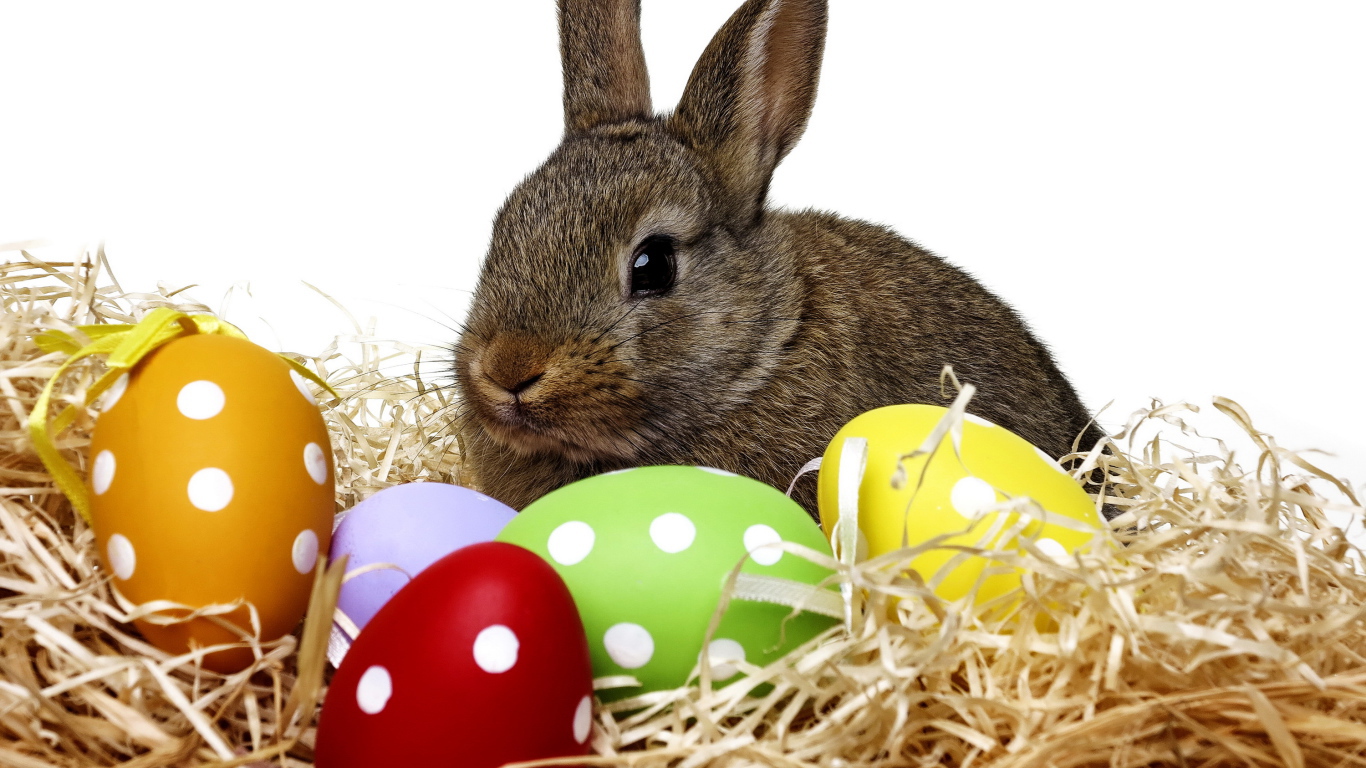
630 235 676 297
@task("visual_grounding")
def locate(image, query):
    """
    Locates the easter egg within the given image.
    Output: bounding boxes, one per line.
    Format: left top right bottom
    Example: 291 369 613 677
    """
87 334 334 672
331 482 516 633
496 466 837 701
817 405 1103 605
315 541 594 768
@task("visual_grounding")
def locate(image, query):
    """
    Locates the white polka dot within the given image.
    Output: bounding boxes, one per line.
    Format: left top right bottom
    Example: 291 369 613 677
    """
572 695 592 744
743 524 784 566
603 623 654 669
101 373 129 411
107 534 135 580
304 443 329 485
1037 538 1070 562
1035 446 1070 474
187 468 234 512
176 380 225 420
292 530 319 574
291 370 317 405
547 521 595 565
649 512 696 554
473 625 519 673
950 476 998 517
92 450 116 495
698 466 739 477
965 412 996 428
356 666 392 714
601 468 636 476
703 638 746 680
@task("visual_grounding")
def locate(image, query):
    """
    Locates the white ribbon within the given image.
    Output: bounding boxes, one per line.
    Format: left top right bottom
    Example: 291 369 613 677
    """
326 608 361 668
326 625 352 668
834 436 869 631
731 572 844 619
785 456 823 497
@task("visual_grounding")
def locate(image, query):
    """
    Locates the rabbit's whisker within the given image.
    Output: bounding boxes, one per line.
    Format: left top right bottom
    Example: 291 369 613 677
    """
590 299 649 346
600 308 777 352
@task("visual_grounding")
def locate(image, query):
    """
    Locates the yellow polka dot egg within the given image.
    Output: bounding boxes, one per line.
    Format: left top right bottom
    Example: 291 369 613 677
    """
88 334 334 671
816 404 1105 606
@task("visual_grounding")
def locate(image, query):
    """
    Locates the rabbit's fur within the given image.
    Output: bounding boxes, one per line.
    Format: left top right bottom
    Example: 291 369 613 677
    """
455 0 1104 517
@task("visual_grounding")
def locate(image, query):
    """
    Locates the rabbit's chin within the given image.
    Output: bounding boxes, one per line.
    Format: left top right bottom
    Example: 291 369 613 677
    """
475 410 645 465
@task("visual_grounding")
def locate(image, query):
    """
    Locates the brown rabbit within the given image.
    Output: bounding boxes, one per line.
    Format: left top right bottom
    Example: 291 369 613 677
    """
454 0 1105 518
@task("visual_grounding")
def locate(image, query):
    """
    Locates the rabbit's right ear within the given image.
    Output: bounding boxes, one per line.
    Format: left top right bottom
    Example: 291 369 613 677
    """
670 0 827 228
559 0 653 133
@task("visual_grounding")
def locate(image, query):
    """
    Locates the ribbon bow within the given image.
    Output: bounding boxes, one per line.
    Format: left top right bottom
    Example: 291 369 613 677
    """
29 307 336 524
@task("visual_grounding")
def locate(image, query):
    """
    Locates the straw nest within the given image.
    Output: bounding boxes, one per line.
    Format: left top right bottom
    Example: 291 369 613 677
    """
3 247 1365 768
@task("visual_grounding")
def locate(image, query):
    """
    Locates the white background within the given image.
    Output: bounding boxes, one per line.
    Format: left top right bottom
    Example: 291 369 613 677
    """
3 2 1363 496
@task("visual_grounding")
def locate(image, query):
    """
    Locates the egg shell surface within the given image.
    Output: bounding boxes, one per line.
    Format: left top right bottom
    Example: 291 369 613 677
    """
331 482 517 631
315 541 594 768
817 405 1103 605
88 334 334 672
497 466 837 701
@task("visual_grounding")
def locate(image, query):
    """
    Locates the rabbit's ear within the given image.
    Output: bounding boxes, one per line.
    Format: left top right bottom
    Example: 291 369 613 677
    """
670 0 826 227
559 0 653 133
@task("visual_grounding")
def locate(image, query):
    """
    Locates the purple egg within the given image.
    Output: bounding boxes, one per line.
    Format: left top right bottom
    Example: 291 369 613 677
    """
331 483 517 632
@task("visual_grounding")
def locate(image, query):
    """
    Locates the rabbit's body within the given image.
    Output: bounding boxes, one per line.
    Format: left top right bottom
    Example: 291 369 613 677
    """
456 0 1103 516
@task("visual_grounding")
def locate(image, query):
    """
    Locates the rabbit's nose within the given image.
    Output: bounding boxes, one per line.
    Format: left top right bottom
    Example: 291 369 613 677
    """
481 333 553 397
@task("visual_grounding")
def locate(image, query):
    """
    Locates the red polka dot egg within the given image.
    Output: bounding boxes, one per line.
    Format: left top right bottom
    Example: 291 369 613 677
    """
315 541 594 767
87 334 334 672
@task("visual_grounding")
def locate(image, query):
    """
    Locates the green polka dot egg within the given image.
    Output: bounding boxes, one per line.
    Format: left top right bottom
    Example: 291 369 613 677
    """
817 405 1105 606
496 466 837 701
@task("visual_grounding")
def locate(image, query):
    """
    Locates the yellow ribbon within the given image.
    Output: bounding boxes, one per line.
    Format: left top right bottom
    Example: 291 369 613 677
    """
29 307 338 525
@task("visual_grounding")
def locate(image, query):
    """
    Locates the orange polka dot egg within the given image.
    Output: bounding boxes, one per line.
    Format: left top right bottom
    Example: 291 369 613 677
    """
817 404 1106 607
88 334 334 671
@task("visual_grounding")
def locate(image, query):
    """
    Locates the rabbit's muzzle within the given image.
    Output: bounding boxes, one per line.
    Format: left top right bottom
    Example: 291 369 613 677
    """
479 332 554 400
462 332 654 463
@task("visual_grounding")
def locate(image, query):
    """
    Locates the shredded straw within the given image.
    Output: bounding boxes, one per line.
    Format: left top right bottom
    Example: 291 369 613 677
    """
3 245 1365 767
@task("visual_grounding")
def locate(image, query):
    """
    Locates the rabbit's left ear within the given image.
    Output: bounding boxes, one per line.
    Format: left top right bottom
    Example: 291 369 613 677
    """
559 0 653 133
670 0 827 228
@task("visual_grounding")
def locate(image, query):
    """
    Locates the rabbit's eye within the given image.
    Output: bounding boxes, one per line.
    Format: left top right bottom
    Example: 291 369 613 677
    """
630 235 676 297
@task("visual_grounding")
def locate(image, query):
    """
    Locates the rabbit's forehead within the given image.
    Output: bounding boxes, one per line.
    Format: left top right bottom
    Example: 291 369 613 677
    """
497 134 710 249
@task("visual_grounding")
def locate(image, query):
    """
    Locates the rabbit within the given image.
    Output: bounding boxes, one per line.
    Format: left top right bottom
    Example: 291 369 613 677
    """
453 0 1108 520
